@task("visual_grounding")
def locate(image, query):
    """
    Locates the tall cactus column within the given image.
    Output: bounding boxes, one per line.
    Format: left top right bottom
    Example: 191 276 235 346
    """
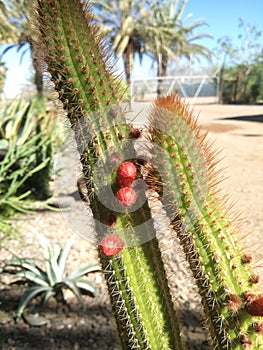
34 1 184 349
148 95 263 349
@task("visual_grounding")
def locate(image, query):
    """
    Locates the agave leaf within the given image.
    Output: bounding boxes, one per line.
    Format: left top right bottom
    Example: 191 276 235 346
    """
42 289 55 304
16 285 51 320
59 280 83 305
57 233 78 276
14 271 49 287
67 263 100 280
37 234 57 286
4 259 47 281
75 279 97 297
49 253 62 284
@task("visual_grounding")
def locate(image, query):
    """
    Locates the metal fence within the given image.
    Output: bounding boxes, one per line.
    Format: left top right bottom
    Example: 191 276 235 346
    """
131 75 219 104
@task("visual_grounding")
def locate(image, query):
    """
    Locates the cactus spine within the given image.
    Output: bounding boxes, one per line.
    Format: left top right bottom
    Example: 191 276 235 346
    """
33 1 263 349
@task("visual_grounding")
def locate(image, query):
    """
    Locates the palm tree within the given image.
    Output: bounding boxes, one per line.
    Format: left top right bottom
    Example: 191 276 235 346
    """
144 0 212 95
90 0 149 86
0 0 44 96
0 1 19 43
91 0 212 96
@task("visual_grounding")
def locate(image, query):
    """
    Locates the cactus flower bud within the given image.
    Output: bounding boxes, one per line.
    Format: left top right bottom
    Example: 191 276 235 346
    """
116 161 137 187
116 187 137 206
100 232 124 256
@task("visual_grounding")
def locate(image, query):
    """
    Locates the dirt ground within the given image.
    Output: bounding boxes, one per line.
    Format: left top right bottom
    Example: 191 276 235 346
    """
0 102 263 349
196 103 263 262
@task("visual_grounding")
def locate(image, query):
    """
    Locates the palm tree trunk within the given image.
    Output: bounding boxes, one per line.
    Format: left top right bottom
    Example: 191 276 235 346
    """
30 42 44 97
218 65 224 104
123 39 134 87
157 53 168 96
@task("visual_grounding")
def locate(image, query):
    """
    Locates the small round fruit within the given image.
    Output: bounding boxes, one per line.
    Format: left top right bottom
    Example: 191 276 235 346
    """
99 233 124 256
116 187 137 206
116 161 137 187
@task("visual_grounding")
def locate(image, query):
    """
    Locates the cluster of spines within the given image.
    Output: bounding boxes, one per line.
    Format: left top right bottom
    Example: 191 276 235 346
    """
148 95 263 349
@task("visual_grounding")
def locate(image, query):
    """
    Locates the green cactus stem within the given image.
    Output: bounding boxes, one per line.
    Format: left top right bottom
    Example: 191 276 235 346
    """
34 1 184 349
148 95 263 349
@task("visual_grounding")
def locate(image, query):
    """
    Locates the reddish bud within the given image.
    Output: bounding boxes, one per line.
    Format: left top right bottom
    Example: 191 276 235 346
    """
129 128 141 139
116 187 137 206
99 233 124 256
116 161 137 187
250 273 260 284
246 295 263 317
241 253 252 264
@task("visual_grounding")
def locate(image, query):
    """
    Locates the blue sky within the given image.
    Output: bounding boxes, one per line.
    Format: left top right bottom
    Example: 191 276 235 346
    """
1 0 263 98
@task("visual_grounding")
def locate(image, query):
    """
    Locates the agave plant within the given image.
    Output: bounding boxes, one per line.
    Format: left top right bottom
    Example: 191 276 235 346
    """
3 233 100 320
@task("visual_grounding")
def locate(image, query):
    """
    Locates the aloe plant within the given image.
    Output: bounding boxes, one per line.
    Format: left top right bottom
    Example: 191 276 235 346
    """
32 1 263 349
3 233 100 320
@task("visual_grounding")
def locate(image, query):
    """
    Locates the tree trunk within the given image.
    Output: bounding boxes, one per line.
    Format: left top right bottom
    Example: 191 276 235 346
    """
123 39 134 89
30 41 44 97
157 53 168 96
218 65 224 104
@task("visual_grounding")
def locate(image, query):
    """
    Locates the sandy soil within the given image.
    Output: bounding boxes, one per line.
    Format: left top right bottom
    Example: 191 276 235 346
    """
195 104 263 263
0 102 262 349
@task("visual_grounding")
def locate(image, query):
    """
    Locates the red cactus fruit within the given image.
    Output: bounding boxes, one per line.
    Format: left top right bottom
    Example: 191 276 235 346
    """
116 161 137 187
116 187 137 206
99 232 124 256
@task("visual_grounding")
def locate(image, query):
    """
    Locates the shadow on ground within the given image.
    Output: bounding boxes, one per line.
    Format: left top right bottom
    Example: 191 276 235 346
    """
220 114 263 123
0 286 209 350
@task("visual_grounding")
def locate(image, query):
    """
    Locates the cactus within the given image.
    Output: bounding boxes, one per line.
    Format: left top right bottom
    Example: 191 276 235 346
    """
34 1 183 349
147 96 263 349
33 1 263 349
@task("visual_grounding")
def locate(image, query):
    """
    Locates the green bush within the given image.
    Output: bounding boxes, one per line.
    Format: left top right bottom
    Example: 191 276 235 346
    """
222 59 263 104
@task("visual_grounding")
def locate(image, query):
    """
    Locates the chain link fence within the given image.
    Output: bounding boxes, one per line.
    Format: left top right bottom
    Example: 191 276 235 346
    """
131 75 219 104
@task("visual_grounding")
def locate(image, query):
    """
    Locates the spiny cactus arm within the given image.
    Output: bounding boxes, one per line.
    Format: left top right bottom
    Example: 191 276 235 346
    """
148 95 263 349
34 1 184 349
35 0 123 111
102 222 184 349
